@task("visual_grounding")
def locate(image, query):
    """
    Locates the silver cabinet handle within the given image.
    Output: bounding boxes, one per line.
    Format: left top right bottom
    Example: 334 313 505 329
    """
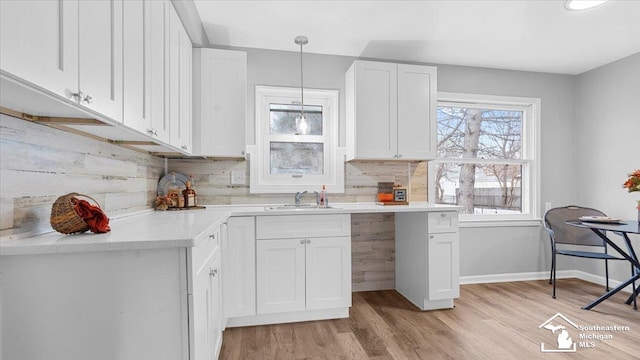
429 235 434 239
441 213 446 217
181 145 188 150
397 154 402 158
300 239 305 244
82 94 93 104
306 239 311 244
209 234 216 240
209 268 218 277
72 91 85 101
147 129 158 136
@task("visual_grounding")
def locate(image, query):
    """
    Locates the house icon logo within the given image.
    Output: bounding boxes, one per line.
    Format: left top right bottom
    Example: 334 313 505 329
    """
538 313 579 352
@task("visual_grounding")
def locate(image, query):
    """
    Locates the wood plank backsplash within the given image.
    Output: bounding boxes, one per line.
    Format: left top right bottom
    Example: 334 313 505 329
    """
2 113 429 291
0 114 164 235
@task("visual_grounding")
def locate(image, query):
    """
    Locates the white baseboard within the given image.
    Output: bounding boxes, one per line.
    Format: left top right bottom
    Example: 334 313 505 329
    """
460 270 636 294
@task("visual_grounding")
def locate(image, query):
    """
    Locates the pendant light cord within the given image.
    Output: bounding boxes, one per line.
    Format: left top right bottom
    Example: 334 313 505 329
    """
299 40 304 117
295 36 308 118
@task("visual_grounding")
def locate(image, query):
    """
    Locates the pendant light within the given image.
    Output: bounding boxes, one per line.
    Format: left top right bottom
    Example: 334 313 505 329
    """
563 0 608 11
294 35 309 135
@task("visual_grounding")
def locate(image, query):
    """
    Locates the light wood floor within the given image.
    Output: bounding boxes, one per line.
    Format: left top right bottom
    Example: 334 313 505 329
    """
220 279 640 359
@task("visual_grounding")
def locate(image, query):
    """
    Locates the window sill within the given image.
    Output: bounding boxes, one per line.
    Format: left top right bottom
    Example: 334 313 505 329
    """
459 218 542 228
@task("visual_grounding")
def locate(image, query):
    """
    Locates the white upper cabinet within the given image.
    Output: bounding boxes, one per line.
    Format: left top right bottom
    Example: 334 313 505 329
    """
77 0 123 121
193 48 247 158
123 0 178 146
1 0 194 154
397 64 437 160
147 0 170 143
168 5 192 153
0 0 79 99
347 61 398 160
123 0 148 133
346 60 437 161
1 0 123 122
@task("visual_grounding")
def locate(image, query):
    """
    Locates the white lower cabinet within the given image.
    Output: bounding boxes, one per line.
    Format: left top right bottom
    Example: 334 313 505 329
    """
0 222 225 360
427 212 460 301
223 217 256 321
189 224 223 360
257 238 306 313
256 214 351 315
395 211 460 310
257 236 351 314
191 251 222 360
1 249 190 360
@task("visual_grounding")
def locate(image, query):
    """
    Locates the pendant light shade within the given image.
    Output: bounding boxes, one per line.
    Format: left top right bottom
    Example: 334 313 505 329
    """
294 36 309 135
563 0 608 11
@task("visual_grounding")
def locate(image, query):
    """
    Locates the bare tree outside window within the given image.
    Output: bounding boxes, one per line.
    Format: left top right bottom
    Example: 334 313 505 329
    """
436 105 523 215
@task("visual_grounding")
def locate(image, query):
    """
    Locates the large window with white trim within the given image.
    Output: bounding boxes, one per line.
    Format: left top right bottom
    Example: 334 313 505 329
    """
433 92 540 222
250 86 344 193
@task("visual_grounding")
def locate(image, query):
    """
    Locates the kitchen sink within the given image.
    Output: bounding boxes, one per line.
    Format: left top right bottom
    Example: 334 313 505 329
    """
264 204 337 211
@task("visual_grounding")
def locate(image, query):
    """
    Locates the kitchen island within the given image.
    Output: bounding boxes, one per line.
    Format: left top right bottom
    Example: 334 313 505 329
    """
0 202 460 360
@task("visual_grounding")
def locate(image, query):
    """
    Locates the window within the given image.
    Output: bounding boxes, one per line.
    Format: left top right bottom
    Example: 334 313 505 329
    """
250 86 344 193
432 92 540 224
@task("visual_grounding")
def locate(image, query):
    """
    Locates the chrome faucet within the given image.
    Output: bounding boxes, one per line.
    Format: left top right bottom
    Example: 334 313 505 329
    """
294 191 307 204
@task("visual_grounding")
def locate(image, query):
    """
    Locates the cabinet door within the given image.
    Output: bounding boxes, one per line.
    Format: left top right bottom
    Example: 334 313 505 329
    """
78 0 123 121
397 64 437 160
256 239 306 314
210 254 223 359
147 0 170 143
352 60 398 159
191 252 221 360
305 236 352 310
179 23 192 152
168 5 192 153
191 259 213 360
193 48 247 157
224 217 256 318
428 232 460 300
0 0 78 99
122 0 148 133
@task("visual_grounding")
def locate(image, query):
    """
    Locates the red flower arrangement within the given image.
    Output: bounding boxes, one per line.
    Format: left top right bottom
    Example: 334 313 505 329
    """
623 169 640 214
623 169 640 194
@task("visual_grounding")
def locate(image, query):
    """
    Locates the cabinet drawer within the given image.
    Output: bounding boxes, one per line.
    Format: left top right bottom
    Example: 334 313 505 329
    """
427 211 458 234
257 214 351 239
192 224 221 279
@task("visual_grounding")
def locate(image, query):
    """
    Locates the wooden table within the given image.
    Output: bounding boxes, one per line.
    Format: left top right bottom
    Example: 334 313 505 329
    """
565 220 640 310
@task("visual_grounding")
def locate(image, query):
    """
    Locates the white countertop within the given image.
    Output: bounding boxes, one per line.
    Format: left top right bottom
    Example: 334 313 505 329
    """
0 202 460 256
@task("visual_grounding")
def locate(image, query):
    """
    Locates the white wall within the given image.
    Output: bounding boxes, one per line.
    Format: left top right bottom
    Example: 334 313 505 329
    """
574 52 640 282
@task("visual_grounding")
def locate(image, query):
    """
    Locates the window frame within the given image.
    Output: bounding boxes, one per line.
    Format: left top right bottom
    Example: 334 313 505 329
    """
430 92 541 227
250 85 344 194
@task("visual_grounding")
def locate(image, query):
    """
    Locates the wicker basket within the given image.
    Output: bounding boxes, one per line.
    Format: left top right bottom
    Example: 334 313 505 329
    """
50 193 102 234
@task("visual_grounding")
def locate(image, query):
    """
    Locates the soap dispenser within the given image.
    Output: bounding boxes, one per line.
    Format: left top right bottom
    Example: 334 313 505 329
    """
319 185 327 207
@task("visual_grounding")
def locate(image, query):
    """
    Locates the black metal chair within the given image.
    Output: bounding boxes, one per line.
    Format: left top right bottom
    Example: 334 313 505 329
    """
544 205 626 299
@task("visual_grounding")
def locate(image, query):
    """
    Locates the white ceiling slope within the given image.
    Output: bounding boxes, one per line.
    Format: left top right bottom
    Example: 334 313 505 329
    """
190 0 640 75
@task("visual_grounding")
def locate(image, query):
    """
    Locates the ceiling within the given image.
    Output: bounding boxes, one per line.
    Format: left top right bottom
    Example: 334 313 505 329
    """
191 0 640 75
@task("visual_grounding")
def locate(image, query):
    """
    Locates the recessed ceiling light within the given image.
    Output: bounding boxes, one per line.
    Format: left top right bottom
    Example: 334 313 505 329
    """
563 0 609 11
